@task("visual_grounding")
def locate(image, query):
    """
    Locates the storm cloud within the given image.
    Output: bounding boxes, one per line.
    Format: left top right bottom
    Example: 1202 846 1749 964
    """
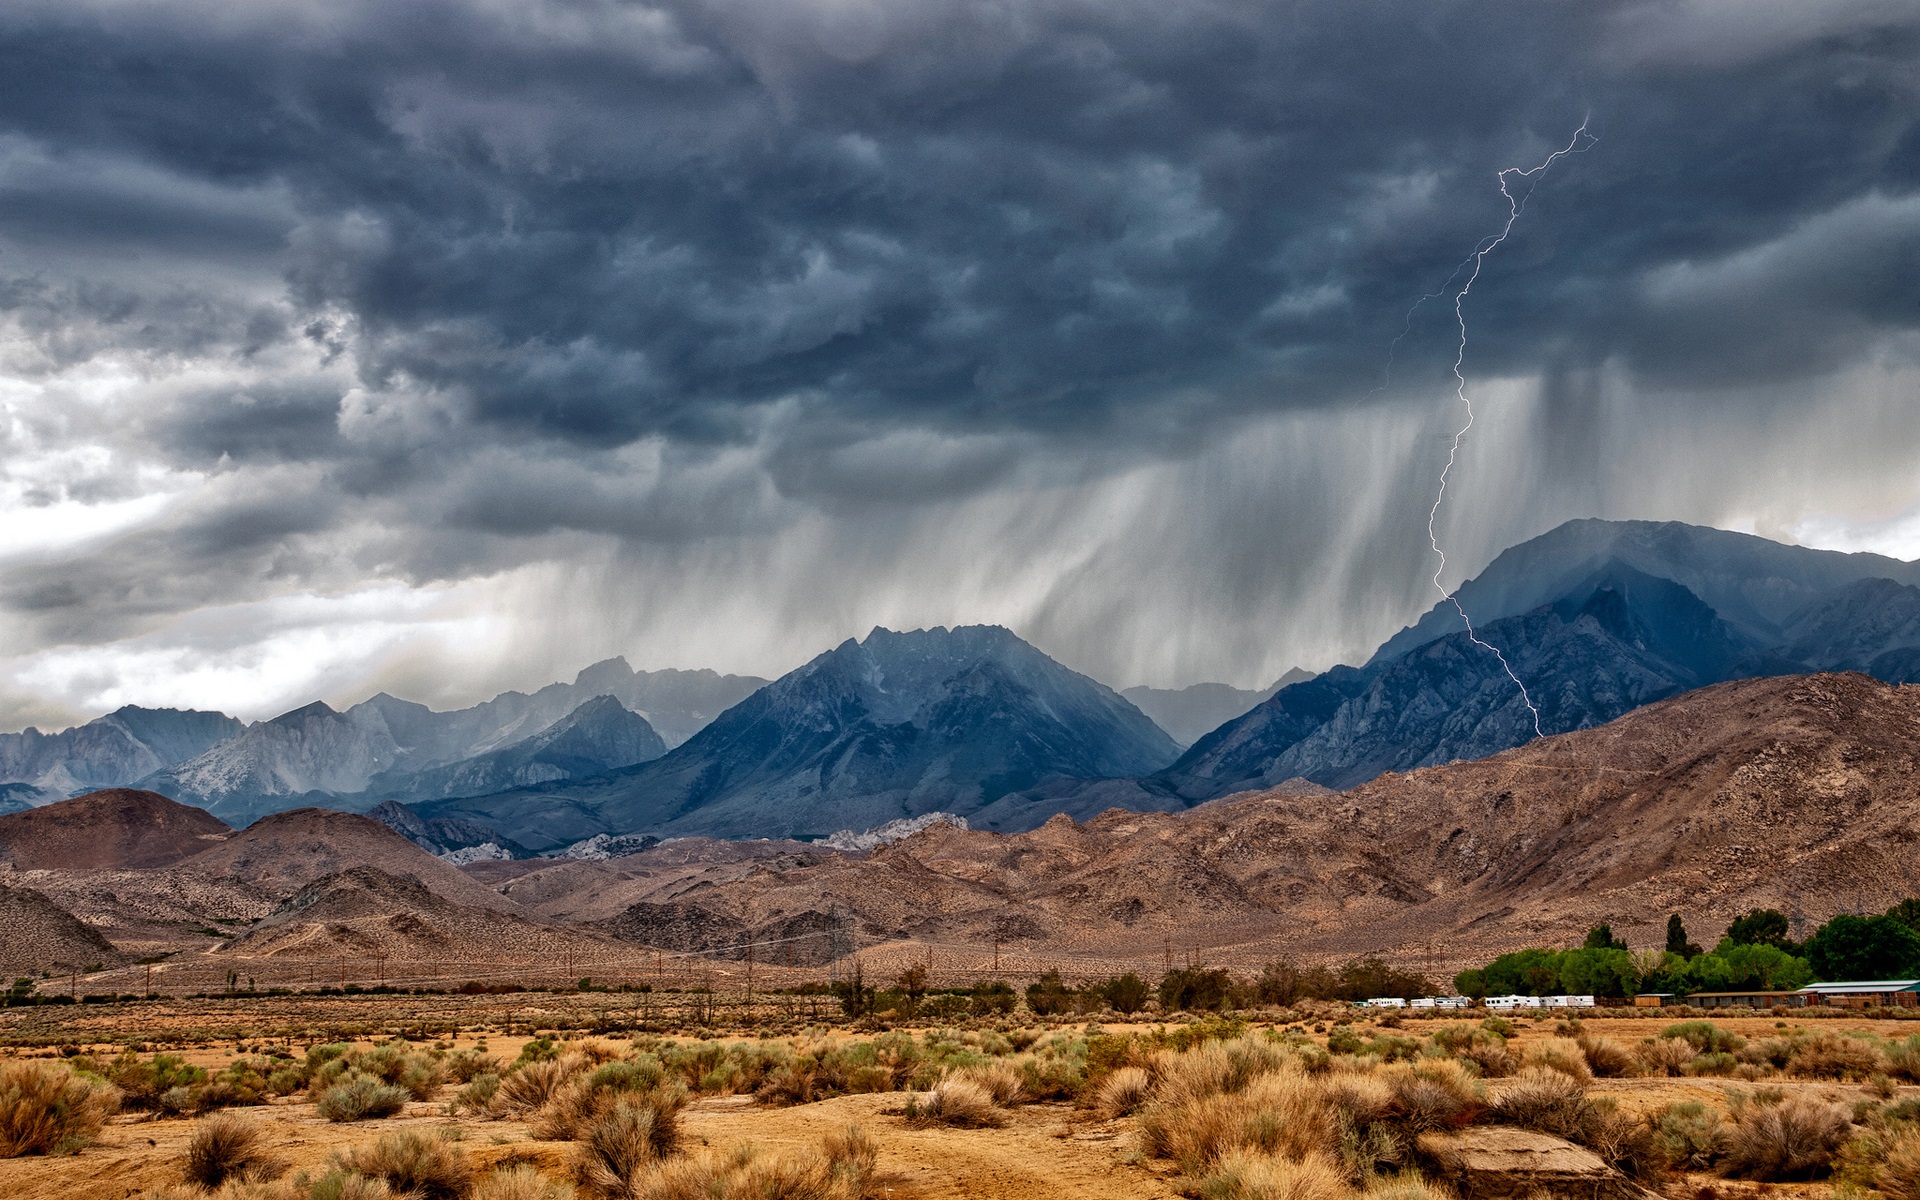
1 0 1917 725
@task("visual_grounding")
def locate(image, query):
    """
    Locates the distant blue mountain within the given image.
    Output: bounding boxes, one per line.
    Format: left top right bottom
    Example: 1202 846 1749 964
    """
0 707 244 802
1090 522 1920 810
413 625 1181 848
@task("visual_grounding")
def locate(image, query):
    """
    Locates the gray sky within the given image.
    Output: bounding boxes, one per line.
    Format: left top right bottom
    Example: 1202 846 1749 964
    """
2 0 1917 728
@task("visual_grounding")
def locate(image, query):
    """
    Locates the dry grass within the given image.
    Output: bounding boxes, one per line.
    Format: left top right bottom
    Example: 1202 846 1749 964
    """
1573 1034 1636 1078
183 1111 285 1189
473 1164 577 1200
1383 1059 1484 1133
0 1060 120 1157
1878 1125 1920 1200
571 1093 683 1198
1527 1037 1592 1083
1489 1067 1589 1140
955 1061 1024 1106
1093 1066 1153 1119
1359 1173 1455 1199
1787 1034 1886 1081
338 1130 474 1200
1193 1149 1348 1200
1636 1038 1695 1076
908 1078 1002 1129
496 1056 588 1116
1720 1094 1853 1181
618 1124 872 1200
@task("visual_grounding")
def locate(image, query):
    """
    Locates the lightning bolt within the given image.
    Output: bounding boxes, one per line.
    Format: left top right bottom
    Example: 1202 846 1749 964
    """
1424 120 1598 741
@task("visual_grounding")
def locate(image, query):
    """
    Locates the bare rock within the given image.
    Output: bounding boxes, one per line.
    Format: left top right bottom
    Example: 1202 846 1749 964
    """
1415 1128 1659 1200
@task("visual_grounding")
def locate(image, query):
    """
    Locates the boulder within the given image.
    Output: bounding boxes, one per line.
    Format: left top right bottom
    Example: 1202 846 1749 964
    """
1415 1128 1659 1200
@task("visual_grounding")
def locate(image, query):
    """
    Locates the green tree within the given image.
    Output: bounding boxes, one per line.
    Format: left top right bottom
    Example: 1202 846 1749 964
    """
1099 973 1150 1015
1557 947 1637 998
1725 909 1792 949
1666 914 1702 959
1583 924 1627 951
1025 970 1073 1015
1158 967 1234 1012
1453 968 1487 1001
1887 899 1920 931
1677 942 1812 993
1805 913 1920 981
1477 949 1564 996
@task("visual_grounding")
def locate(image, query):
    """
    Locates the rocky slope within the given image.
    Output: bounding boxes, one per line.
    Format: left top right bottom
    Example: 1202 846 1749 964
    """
217 866 617 966
415 625 1181 847
528 673 1920 973
178 807 522 912
0 884 130 976
0 788 232 869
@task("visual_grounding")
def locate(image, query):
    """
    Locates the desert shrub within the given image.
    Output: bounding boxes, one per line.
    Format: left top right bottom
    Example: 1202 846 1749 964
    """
89 1049 207 1110
908 1078 1002 1129
1636 1037 1696 1076
183 1111 285 1189
1489 1067 1589 1139
315 1075 409 1122
1878 1125 1920 1200
1528 1037 1591 1082
1661 1021 1745 1055
955 1061 1023 1106
1194 1149 1348 1200
1573 1034 1635 1078
1095 1067 1154 1119
1685 1052 1739 1077
572 1094 682 1198
452 1073 500 1115
1449 1032 1514 1078
473 1164 575 1200
445 1050 501 1085
312 1169 407 1199
1721 1094 1853 1180
496 1057 586 1115
821 1124 876 1196
1652 1100 1728 1170
0 1060 119 1156
1383 1059 1484 1133
537 1080 684 1144
1790 1033 1887 1080
1887 1035 1920 1083
339 1130 473 1200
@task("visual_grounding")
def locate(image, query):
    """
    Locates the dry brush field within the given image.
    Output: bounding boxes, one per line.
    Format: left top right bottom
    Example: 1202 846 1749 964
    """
1 996 1919 1199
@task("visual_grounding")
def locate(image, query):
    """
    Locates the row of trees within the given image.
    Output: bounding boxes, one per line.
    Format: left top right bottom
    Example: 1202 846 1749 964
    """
1453 900 1920 1000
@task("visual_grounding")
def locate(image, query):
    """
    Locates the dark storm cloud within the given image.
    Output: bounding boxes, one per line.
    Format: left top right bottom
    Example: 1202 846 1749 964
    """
1 0 1917 713
5 0 1912 460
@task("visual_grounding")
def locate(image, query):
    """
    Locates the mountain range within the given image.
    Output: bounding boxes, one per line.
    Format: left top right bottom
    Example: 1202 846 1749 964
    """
411 625 1182 848
0 663 766 824
8 518 1920 855
3 670 1917 989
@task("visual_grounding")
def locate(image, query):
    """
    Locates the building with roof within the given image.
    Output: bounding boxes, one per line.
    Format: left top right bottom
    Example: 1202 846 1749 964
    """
1685 990 1808 1010
1795 980 1919 1008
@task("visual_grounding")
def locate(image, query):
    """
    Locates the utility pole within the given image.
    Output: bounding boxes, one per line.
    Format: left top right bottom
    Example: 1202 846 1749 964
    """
744 939 753 1007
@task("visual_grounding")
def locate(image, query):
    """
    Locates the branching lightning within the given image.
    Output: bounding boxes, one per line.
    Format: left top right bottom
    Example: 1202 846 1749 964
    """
1422 120 1597 740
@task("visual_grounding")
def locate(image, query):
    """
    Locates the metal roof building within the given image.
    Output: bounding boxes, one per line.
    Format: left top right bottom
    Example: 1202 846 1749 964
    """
1795 980 1919 1008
